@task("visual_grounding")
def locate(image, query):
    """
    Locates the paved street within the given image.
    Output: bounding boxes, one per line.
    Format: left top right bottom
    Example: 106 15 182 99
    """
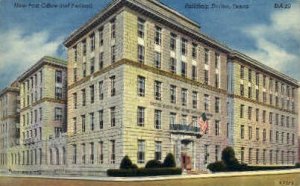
1 169 300 186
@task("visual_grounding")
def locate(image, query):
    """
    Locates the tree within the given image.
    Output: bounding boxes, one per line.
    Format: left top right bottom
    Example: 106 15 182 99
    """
163 153 176 168
221 146 242 171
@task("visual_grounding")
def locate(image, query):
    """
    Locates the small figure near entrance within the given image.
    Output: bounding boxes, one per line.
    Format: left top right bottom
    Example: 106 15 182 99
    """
181 153 192 171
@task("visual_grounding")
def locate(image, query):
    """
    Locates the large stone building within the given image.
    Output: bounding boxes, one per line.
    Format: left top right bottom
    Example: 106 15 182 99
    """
0 0 299 176
0 82 20 172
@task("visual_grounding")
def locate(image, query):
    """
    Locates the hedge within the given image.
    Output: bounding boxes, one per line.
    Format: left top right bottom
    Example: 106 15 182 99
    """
107 167 182 177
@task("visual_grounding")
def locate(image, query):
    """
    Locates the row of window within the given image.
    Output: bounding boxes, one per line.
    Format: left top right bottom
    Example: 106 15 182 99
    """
240 84 295 112
240 125 295 145
240 65 296 98
240 147 296 165
240 104 296 128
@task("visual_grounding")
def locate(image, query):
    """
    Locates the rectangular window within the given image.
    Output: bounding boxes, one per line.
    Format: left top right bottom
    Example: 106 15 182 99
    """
240 84 244 96
263 129 266 141
204 48 209 64
154 81 162 100
90 57 95 74
215 53 220 68
155 141 162 161
110 76 116 96
90 113 94 131
204 94 210 111
181 61 187 77
248 86 252 98
192 43 197 59
110 140 115 164
240 66 244 79
54 107 63 121
99 141 103 164
111 19 116 39
256 108 259 122
256 73 259 86
256 89 259 101
82 89 86 106
192 91 198 109
269 112 273 124
256 149 259 164
263 92 267 103
270 130 273 142
154 110 162 129
154 26 161 45
215 73 220 88
204 145 209 164
73 117 77 134
248 126 252 140
241 147 245 163
110 107 116 127
215 120 220 136
170 85 176 104
215 145 220 162
137 18 145 38
137 140 145 163
72 145 77 164
39 107 43 121
215 97 220 113
248 106 252 120
90 85 94 104
81 115 86 132
170 112 176 125
181 38 187 55
83 62 87 77
99 27 103 46
256 128 259 141
73 93 77 109
82 39 86 56
240 104 244 118
263 75 266 88
138 45 145 63
204 70 209 85
170 33 176 50
99 52 104 70
73 68 77 82
55 87 62 99
154 52 161 68
111 45 116 63
241 125 244 139
90 142 94 164
74 46 77 62
99 110 103 129
192 65 197 80
90 33 95 51
181 88 187 106
170 58 176 73
99 81 103 100
137 107 145 127
55 70 62 83
137 76 145 97
263 110 266 123
248 69 252 82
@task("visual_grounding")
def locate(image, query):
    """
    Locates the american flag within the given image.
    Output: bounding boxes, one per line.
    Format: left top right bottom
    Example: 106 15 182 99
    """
198 113 208 135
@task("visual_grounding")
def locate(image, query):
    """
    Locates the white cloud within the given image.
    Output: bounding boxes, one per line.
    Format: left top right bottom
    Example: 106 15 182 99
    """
242 5 300 81
0 28 63 88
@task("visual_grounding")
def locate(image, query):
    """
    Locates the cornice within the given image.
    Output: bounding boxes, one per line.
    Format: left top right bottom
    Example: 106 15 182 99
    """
20 97 66 112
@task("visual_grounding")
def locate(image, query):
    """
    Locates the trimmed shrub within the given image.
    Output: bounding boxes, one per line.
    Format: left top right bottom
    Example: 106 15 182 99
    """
163 153 176 168
295 163 300 168
222 146 236 165
207 161 226 172
120 155 136 169
107 167 182 177
131 164 138 169
145 160 162 168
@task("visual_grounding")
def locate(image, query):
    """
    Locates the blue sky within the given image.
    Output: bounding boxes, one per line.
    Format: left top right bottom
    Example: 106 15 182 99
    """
0 0 299 89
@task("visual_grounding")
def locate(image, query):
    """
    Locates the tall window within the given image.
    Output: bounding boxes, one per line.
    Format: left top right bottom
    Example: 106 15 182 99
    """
170 58 176 73
137 107 145 127
240 104 244 118
83 62 86 77
90 33 95 51
240 65 244 79
72 145 77 164
138 45 145 63
256 108 259 121
90 85 94 104
263 129 266 141
110 76 116 96
154 52 161 68
248 126 252 140
90 113 94 131
215 120 220 136
204 69 209 85
82 89 86 106
256 128 259 141
73 93 77 109
82 39 86 56
256 73 259 85
99 110 103 129
90 57 95 74
154 26 161 45
215 97 220 113
248 69 252 82
154 110 162 129
99 141 103 164
155 141 162 161
181 61 187 77
241 125 244 139
99 81 103 100
90 142 94 164
154 81 162 100
110 107 116 127
248 106 252 120
111 45 116 63
99 27 103 46
110 140 115 164
204 48 209 64
204 145 209 164
240 84 244 96
111 18 116 39
55 70 62 83
54 107 62 121
181 88 187 106
181 38 187 55
99 52 104 70
55 87 62 99
137 76 145 97
204 94 210 111
137 140 145 163
73 117 77 134
73 68 77 82
215 145 220 161
74 46 77 62
137 18 145 38
82 144 86 164
81 115 86 133
241 147 245 163
248 86 252 98
170 85 176 104
192 65 197 80
192 43 197 59
192 91 198 109
170 112 176 125
170 33 176 50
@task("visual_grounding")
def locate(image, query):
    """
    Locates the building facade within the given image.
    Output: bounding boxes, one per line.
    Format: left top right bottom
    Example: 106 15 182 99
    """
0 0 299 176
0 82 20 172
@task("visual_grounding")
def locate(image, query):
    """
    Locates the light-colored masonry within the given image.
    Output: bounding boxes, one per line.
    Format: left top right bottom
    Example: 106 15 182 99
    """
0 0 299 176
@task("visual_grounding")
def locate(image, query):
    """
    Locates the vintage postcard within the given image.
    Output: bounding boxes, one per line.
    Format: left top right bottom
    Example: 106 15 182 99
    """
0 0 299 186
